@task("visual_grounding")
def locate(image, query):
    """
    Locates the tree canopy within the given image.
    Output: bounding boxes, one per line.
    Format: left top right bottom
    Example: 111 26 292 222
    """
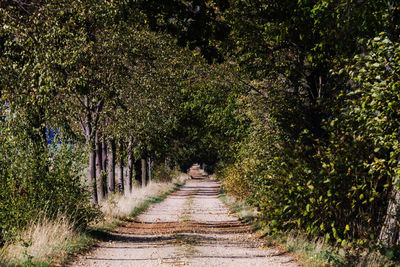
1 0 400 262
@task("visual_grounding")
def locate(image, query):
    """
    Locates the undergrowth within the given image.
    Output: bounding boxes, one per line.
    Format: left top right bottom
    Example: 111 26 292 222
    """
0 174 187 266
219 191 394 267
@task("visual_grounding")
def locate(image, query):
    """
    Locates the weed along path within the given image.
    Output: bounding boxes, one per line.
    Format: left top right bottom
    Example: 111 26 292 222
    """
71 165 299 267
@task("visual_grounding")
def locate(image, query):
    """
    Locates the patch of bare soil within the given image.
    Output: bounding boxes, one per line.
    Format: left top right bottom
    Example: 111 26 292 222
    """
70 164 300 266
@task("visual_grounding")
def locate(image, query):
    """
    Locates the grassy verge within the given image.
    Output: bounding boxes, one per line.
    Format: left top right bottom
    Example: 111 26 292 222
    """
219 191 394 267
0 174 188 266
0 216 98 267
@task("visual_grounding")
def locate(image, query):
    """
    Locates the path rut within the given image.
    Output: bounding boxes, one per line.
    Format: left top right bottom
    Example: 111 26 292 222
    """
71 165 299 267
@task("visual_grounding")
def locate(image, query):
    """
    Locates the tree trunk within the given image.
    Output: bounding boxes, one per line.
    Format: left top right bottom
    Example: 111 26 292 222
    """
88 139 98 204
141 158 147 186
117 139 124 194
95 133 105 201
101 136 108 197
85 96 98 204
107 138 116 194
102 137 107 171
379 177 400 245
127 137 134 193
81 95 104 204
148 157 152 184
134 159 142 187
165 158 170 170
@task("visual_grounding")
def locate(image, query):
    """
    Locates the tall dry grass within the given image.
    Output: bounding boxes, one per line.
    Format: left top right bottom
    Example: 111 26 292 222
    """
0 214 79 265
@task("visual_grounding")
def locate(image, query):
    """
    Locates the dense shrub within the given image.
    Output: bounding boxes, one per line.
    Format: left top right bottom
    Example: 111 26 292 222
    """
217 34 400 248
152 164 180 183
0 125 98 244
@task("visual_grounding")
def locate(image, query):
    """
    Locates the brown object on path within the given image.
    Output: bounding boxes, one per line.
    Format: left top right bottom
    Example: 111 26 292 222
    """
70 164 299 267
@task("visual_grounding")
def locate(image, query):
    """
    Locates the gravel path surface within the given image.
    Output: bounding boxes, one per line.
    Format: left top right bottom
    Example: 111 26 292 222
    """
71 165 299 267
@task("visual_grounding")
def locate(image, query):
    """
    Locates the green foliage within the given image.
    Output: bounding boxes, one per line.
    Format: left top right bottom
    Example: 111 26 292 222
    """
152 164 180 183
217 32 400 252
0 124 97 243
1 0 399 261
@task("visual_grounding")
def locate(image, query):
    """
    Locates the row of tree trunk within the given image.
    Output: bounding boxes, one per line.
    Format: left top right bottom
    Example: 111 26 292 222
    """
80 96 159 205
88 133 152 204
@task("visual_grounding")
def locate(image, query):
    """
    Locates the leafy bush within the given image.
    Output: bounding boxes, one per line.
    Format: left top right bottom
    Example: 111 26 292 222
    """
152 164 180 183
218 33 400 249
0 126 98 244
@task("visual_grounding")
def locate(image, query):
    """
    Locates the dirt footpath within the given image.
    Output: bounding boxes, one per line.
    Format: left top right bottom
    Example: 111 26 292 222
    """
71 165 299 267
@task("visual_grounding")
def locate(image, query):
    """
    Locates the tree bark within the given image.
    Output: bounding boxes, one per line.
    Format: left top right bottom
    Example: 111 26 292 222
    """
134 159 142 187
85 95 98 205
379 177 400 245
95 132 105 201
88 139 98 204
102 136 107 171
148 157 152 184
101 136 108 197
141 158 147 186
117 138 124 194
107 138 116 194
165 158 170 170
79 94 104 204
127 137 134 193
